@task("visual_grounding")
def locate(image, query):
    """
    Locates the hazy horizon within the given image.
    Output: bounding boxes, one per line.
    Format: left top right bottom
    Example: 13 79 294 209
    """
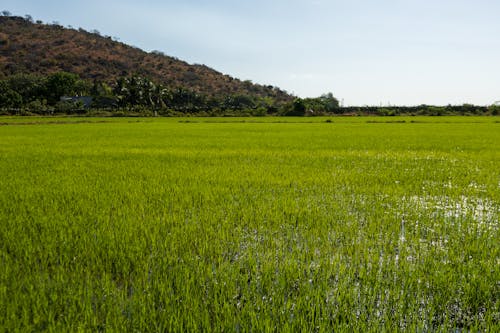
2 0 500 106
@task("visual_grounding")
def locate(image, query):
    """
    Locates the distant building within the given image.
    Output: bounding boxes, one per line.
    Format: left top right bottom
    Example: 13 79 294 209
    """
60 96 93 108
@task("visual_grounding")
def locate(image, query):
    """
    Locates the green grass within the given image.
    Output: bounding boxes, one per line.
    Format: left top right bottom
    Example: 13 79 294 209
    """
0 117 499 331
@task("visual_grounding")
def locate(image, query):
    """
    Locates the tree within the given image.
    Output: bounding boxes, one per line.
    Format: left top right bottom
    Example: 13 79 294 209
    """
170 87 205 111
113 76 162 108
0 81 22 107
44 72 85 104
7 73 46 104
283 98 306 116
489 102 500 115
91 80 113 97
319 92 340 112
223 94 255 110
152 84 168 109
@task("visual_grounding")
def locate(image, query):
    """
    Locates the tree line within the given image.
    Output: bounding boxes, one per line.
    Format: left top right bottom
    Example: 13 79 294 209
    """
0 71 498 116
0 72 341 116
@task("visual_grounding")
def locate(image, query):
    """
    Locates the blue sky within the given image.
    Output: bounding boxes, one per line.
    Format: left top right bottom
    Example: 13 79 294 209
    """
3 0 500 105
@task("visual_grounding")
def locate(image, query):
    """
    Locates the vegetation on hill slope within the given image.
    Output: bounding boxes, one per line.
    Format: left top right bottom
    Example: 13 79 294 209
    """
0 14 497 116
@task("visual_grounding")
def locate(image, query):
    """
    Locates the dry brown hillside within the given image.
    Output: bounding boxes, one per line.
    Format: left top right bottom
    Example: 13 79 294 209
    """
0 16 292 101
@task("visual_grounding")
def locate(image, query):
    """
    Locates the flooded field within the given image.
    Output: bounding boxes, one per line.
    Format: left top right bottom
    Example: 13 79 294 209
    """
0 116 498 331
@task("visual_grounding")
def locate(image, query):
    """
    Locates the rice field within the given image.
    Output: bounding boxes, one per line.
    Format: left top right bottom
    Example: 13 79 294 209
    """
0 116 498 331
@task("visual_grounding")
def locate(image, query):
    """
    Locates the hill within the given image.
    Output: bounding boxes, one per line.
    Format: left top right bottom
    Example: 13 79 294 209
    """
1 15 493 117
0 15 291 102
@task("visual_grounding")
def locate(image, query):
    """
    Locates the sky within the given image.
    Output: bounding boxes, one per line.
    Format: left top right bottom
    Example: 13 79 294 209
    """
3 0 500 106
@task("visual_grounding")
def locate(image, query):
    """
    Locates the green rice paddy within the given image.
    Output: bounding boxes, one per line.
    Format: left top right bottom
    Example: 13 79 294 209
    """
0 116 498 331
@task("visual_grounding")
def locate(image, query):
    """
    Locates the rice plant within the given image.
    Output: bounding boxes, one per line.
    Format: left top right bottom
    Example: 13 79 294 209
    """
0 116 498 331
